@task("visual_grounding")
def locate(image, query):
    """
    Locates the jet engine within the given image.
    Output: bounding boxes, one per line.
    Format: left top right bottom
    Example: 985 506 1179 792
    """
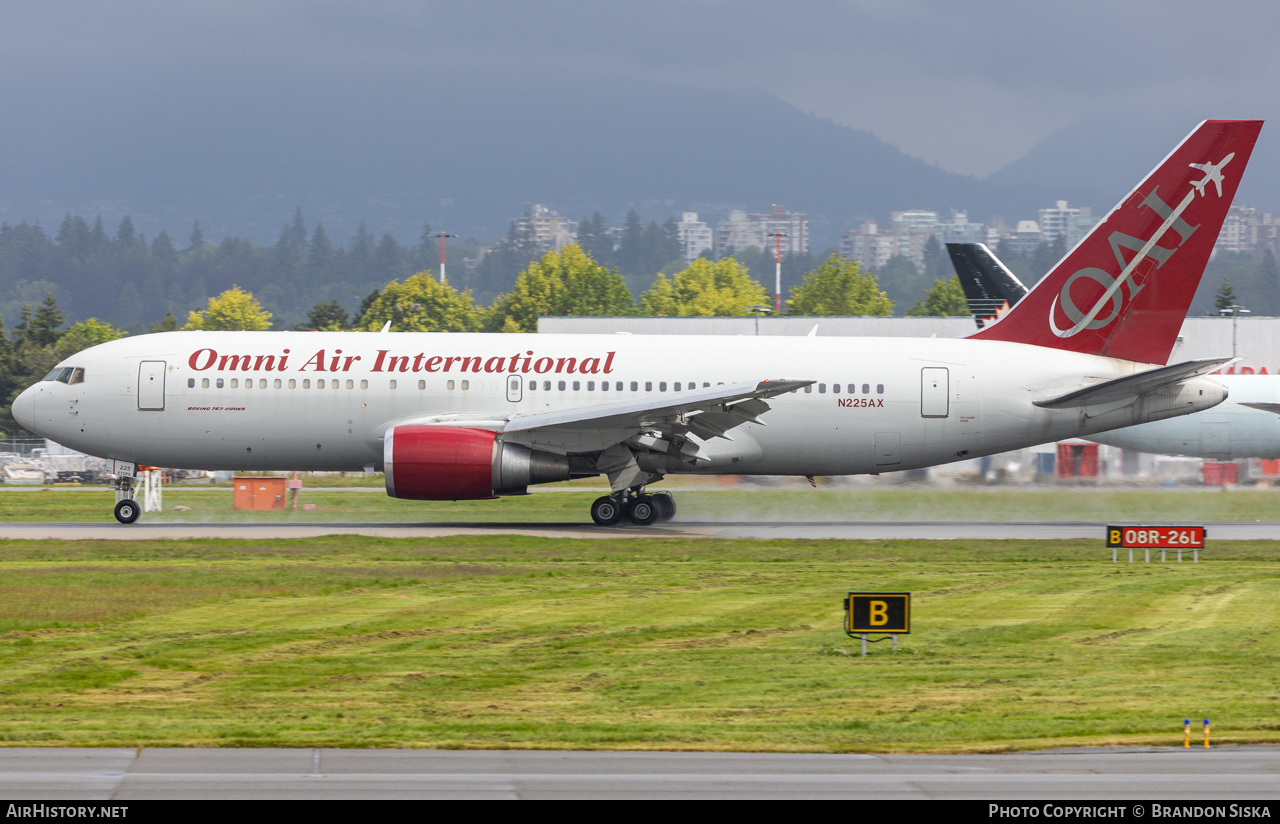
383 425 570 500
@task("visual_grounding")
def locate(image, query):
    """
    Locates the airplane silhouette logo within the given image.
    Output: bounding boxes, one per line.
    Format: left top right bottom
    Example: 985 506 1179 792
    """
1189 153 1235 197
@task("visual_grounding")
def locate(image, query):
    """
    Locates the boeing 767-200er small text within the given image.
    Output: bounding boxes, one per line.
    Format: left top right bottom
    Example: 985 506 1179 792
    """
11 120 1263 525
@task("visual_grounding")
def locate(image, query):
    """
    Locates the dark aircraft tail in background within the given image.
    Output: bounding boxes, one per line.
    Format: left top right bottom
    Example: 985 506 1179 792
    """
946 242 1029 329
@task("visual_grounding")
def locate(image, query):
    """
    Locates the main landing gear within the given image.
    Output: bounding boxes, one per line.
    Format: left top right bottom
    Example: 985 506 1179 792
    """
590 490 677 527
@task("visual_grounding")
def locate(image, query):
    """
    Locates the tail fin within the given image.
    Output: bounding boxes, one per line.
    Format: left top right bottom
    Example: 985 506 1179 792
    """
969 119 1262 363
947 242 1029 328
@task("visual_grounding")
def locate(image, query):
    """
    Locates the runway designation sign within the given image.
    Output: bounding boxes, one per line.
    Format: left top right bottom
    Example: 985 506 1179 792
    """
845 592 910 635
1107 526 1205 549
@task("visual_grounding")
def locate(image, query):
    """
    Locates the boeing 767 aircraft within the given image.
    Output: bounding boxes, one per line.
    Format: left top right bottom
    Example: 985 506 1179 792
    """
11 120 1263 524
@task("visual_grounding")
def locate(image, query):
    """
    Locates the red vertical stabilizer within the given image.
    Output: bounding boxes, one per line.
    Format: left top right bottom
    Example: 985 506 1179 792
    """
969 119 1263 364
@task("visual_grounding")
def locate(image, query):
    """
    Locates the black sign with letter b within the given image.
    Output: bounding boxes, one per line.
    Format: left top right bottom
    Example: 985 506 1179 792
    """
845 592 910 635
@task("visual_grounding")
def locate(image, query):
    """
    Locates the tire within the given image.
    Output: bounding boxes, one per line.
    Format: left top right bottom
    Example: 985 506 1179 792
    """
653 492 676 521
628 495 659 526
590 495 624 526
114 498 141 525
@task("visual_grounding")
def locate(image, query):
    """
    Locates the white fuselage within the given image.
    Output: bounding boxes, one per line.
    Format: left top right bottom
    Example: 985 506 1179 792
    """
1091 374 1280 459
13 331 1226 476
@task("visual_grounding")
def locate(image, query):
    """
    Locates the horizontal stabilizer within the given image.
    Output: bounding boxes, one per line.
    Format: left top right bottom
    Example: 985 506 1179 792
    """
1033 358 1233 409
1239 402 1280 417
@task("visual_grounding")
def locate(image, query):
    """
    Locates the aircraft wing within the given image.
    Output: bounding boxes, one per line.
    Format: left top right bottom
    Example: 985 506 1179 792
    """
501 378 812 454
1239 402 1280 416
1033 358 1233 410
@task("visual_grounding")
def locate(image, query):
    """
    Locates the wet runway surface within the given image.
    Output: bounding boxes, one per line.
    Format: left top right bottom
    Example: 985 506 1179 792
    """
1 520 1276 540
3 747 1279 799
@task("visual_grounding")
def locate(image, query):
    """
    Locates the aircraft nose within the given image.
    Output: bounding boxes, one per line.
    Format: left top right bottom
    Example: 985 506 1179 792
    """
11 385 41 431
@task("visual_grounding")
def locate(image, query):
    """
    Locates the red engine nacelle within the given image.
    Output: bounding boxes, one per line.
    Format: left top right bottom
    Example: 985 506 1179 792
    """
383 425 571 500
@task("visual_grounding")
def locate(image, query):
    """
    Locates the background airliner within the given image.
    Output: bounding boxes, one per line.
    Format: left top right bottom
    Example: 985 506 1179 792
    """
948 236 1280 461
12 120 1263 524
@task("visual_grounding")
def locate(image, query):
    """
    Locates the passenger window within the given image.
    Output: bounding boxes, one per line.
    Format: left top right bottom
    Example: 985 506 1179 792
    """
302 379 310 389
260 379 268 389
417 380 425 390
877 384 884 394
832 383 840 394
317 379 325 389
804 385 812 393
231 378 240 388
847 384 855 394
600 382 607 392
544 381 551 391
389 380 397 390
461 380 470 390
360 380 368 389
616 382 623 391
274 379 282 389
863 383 870 394
333 380 340 390
674 382 681 391
645 382 653 391
345 380 354 390
188 378 195 388
528 380 536 390
217 378 225 389
703 382 710 388
572 381 580 391
288 379 296 389
631 381 638 391
819 383 826 394
659 382 667 392
586 381 593 391
202 378 210 389
558 381 566 390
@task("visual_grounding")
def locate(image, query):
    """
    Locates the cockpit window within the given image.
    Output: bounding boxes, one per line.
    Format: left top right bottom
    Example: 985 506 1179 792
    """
42 366 84 384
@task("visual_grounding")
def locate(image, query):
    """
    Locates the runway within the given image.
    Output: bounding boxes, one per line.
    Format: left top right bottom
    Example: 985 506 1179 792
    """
4 747 1279 800
1 520 1276 540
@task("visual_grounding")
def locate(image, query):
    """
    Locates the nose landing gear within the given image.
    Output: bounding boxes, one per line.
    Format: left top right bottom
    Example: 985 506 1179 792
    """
110 471 140 524
589 489 677 527
113 498 141 524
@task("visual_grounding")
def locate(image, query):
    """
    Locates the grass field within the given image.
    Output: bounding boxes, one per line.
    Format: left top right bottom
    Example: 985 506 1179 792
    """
3 485 1280 524
0 535 1277 752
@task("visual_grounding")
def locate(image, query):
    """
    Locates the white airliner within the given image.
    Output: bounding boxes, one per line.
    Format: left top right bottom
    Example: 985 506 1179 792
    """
11 120 1263 525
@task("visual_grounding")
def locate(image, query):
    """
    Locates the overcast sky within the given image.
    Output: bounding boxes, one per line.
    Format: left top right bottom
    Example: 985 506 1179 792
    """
5 0 1279 177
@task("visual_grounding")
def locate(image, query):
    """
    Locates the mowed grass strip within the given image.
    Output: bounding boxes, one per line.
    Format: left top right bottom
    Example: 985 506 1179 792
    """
0 536 1276 752
3 486 1280 523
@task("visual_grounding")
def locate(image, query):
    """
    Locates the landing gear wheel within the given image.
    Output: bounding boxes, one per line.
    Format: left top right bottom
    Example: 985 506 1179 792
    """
652 492 676 521
628 495 660 526
590 495 625 526
114 498 141 525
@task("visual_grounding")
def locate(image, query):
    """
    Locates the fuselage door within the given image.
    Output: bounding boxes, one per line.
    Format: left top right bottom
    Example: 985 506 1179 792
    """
875 432 901 466
921 367 949 418
506 374 523 403
138 361 166 411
